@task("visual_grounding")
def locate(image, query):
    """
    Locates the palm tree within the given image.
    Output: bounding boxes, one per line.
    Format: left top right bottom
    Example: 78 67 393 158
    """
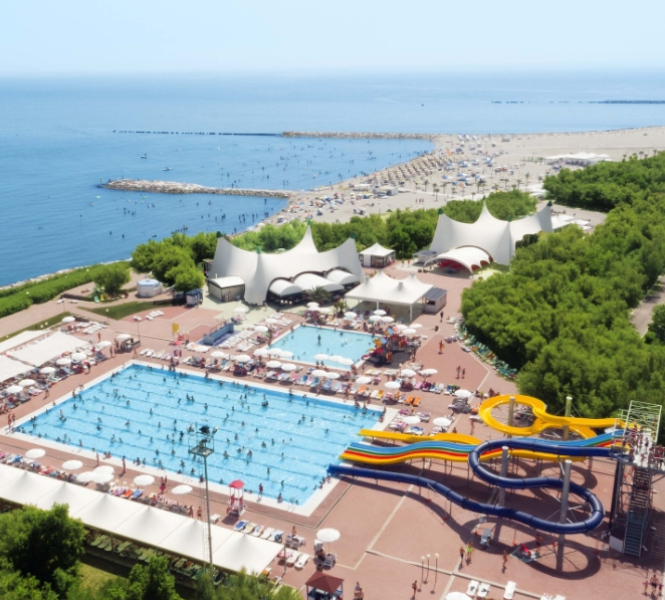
307 286 332 305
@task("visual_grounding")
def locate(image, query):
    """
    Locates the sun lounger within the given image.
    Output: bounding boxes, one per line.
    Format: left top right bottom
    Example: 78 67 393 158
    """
294 553 309 569
309 377 320 390
404 396 414 406
467 580 479 596
277 548 293 562
323 553 336 568
322 379 332 392
286 551 300 567
260 527 275 540
369 389 380 399
244 523 257 535
252 525 264 537
503 581 516 600
412 397 421 407
331 381 342 394
270 530 283 543
480 527 491 548
234 520 248 532
355 385 367 397
478 583 491 598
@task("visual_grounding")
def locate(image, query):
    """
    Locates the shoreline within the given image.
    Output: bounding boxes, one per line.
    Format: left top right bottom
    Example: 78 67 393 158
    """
100 179 294 198
4 125 665 290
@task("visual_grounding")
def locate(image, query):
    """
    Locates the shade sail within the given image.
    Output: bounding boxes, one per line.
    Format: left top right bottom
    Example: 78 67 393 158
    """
212 531 282 575
8 332 89 367
293 273 343 294
345 271 432 307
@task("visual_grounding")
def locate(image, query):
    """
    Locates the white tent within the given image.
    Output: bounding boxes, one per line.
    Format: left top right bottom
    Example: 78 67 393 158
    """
73 494 143 531
209 226 363 305
325 269 360 286
268 279 303 298
434 246 492 272
158 518 232 560
359 242 396 267
0 330 49 354
293 273 344 294
212 531 283 575
8 331 90 367
0 469 61 504
345 271 433 320
428 202 562 266
0 355 32 383
33 480 96 514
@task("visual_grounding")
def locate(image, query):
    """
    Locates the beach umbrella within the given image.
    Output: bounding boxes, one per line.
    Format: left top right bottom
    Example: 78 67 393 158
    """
56 357 71 366
62 316 76 323
402 328 417 336
403 415 421 426
40 366 56 375
92 472 114 484
445 593 472 600
94 465 114 474
76 472 98 484
62 460 83 471
265 318 280 324
454 389 473 399
234 354 251 363
97 340 112 349
381 316 394 324
314 353 330 361
279 350 294 359
171 484 193 495
253 348 269 357
211 350 229 359
266 360 282 369
385 381 401 389
19 379 36 388
318 307 332 315
116 334 132 341
134 475 155 487
267 348 284 357
234 306 248 314
71 352 87 362
392 324 406 333
281 363 297 372
337 357 354 366
6 385 23 395
311 369 328 378
411 323 423 329
317 528 341 544
229 479 245 490
329 355 345 363
401 369 417 378
355 376 372 385
307 302 320 309
324 372 340 380
254 325 269 333
373 309 387 316
368 315 382 323
25 448 45 459
344 312 358 319
433 417 453 428
421 368 438 377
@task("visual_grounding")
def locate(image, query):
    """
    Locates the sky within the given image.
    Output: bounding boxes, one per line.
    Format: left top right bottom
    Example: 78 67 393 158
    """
2 0 664 76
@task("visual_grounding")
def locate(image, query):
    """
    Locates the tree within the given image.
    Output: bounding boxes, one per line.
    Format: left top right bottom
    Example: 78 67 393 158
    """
150 246 194 286
169 264 205 293
95 263 131 296
307 286 332 305
0 504 86 598
648 305 665 343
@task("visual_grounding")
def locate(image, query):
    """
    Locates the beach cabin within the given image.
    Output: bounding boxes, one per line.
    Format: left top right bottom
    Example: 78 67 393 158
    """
207 276 245 302
136 279 163 298
422 287 447 314
186 288 203 307
359 243 396 268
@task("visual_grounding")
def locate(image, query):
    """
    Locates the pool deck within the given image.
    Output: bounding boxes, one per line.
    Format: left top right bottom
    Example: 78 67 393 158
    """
0 266 663 599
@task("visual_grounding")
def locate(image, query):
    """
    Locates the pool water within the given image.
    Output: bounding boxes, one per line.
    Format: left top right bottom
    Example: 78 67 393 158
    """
24 365 380 504
269 325 376 370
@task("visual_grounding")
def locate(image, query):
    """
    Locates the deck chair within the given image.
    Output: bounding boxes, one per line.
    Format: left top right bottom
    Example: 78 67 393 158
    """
477 583 490 598
480 527 491 548
503 581 516 600
412 397 421 407
404 396 414 406
467 580 479 596
294 553 309 569
286 551 300 567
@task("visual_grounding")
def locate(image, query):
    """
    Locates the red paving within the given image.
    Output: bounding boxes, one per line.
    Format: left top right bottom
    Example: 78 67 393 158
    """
0 269 663 599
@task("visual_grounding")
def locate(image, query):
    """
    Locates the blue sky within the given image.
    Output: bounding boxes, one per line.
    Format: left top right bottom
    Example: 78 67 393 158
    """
2 0 664 76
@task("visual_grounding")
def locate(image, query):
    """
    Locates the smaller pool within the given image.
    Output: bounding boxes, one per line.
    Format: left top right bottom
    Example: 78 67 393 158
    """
269 325 376 369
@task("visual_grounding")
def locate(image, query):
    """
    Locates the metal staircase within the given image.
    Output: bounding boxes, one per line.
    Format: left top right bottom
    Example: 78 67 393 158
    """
623 467 652 557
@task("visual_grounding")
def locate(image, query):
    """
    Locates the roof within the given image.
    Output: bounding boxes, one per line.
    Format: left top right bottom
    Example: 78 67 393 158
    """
269 279 303 297
7 331 90 367
424 287 447 301
345 271 433 307
293 273 344 294
209 226 363 305
0 355 32 384
137 279 161 286
434 246 492 272
359 242 395 258
208 276 245 289
429 203 561 266
0 330 49 354
325 269 360 286
306 571 345 593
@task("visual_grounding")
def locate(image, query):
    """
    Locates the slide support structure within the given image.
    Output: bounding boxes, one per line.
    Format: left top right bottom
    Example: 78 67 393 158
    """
499 446 509 506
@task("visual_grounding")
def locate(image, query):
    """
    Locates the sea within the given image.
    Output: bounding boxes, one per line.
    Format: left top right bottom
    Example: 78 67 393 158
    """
1 69 665 288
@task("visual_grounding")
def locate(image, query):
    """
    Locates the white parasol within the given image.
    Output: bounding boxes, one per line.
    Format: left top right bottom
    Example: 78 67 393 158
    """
337 357 354 366
19 379 36 388
401 369 417 377
116 334 132 341
71 352 87 362
421 368 438 376
266 360 282 369
97 340 112 349
254 325 269 333
211 350 229 359
311 369 328 378
454 389 473 399
373 309 387 316
62 460 83 471
355 376 372 385
6 385 23 395
433 417 453 428
40 366 56 375
307 302 320 309
281 363 297 372
133 474 155 487
56 357 71 366
324 372 341 380
253 348 269 357
171 484 193 495
403 415 421 426
234 354 251 363
317 528 341 543
25 448 45 459
385 381 401 389
62 316 76 323
314 353 330 361
94 465 114 474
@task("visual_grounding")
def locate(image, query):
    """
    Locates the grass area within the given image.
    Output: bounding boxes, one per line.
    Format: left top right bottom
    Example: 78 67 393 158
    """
0 312 72 344
79 560 125 594
87 301 159 321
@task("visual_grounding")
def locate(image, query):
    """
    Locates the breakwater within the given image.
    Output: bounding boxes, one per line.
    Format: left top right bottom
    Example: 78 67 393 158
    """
113 129 435 140
100 179 294 198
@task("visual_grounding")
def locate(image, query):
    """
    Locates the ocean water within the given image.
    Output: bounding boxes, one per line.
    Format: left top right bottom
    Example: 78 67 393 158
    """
1 69 664 287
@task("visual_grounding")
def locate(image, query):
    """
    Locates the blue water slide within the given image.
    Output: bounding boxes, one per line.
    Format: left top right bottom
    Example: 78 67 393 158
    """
329 437 615 534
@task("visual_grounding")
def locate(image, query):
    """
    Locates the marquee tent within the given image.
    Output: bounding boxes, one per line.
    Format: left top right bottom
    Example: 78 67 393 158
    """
434 247 492 273
359 242 396 268
212 530 283 573
208 226 363 305
293 273 344 294
325 269 360 287
0 355 32 384
0 330 49 354
7 331 90 367
345 271 433 320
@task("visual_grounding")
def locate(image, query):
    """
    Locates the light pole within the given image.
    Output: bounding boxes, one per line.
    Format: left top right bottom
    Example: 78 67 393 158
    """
420 556 425 585
434 553 439 587
188 424 217 577
425 554 430 583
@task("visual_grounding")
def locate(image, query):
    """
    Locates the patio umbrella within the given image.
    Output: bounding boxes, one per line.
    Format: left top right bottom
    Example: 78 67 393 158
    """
40 366 56 375
134 474 155 487
254 325 269 333
421 368 438 376
62 316 76 323
343 312 358 319
211 350 229 359
71 352 87 362
6 385 23 395
281 363 297 372
94 465 114 474
329 355 345 363
25 448 45 459
253 348 269 357
266 360 282 369
410 323 423 329
233 306 248 313
402 328 417 336
279 350 294 359
385 381 401 389
56 357 72 366
317 528 341 543
234 354 251 363
19 379 36 388
267 348 284 357
325 372 341 380
314 353 330 361
381 316 394 324
401 369 417 377
116 334 132 341
97 340 112 349
355 376 372 385
229 479 245 490
392 324 406 333
368 315 382 323
445 593 472 600
307 302 320 309
373 309 387 316
337 357 354 366
403 416 421 426
76 472 98 484
454 389 473 399
171 484 193 495
92 472 114 484
318 307 332 315
311 369 328 378
434 416 452 427
62 460 83 471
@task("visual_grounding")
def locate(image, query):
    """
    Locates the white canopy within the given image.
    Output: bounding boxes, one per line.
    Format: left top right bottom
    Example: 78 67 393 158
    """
293 273 343 294
33 480 96 514
325 269 360 286
428 202 562 266
0 330 49 354
269 279 303 297
212 531 283 574
209 226 363 305
7 331 89 367
434 246 492 272
0 355 32 384
359 242 395 258
209 276 245 288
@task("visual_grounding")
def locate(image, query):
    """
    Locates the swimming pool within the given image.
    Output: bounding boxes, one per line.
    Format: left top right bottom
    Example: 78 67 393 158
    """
23 365 380 504
269 325 376 370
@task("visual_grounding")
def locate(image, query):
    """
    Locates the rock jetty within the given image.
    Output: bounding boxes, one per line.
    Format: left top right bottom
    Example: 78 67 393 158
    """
283 131 434 140
100 179 294 198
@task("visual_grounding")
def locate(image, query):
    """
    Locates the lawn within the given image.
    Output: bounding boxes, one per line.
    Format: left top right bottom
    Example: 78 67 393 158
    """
79 560 126 593
87 301 160 321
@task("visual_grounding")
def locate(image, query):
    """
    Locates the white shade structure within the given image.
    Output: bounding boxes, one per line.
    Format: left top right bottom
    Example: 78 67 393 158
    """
6 385 23 395
307 302 320 309
94 465 114 474
211 351 230 359
62 316 76 323
368 315 382 323
133 475 155 487
454 389 473 399
280 363 297 372
254 325 269 333
92 472 114 484
71 352 87 362
402 328 417 336
421 368 438 376
343 312 358 319
433 417 453 428
410 323 423 329
62 460 83 471
311 369 328 378
317 528 341 543
381 316 394 324
76 472 98 484
279 350 294 358
337 357 354 366
314 353 330 361
56 357 71 366
355 376 372 385
171 484 193 495
402 415 421 425
234 354 251 363
18 379 36 388
253 348 269 357
97 340 112 349
266 360 282 369
116 334 132 341
324 372 340 380
25 448 46 459
373 309 387 316
401 369 417 377
385 381 401 389
329 355 345 363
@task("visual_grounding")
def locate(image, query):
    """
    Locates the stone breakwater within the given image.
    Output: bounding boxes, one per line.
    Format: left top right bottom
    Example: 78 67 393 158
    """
283 131 434 140
100 179 294 198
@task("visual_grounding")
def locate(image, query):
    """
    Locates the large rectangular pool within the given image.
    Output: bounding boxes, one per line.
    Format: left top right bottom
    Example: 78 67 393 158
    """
22 365 380 505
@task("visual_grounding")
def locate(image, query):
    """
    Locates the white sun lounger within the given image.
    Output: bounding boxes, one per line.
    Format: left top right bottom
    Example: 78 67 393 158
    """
286 551 300 567
294 553 309 569
467 580 479 596
504 581 516 600
477 583 490 598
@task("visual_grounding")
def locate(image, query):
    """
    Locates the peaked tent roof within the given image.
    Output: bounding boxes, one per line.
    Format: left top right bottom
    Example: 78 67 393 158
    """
306 571 345 593
212 531 282 574
429 203 558 266
345 271 433 307
209 227 363 305
359 242 395 258
434 247 492 272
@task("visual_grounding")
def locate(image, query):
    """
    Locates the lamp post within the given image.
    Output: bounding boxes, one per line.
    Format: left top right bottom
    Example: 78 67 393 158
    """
420 556 425 585
434 553 439 587
188 424 217 576
425 554 430 583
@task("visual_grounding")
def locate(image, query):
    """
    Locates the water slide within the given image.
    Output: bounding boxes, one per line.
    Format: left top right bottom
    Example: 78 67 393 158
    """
478 394 622 439
330 437 617 534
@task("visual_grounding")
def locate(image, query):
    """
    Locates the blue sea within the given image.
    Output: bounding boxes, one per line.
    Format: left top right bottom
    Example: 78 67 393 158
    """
1 69 664 287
